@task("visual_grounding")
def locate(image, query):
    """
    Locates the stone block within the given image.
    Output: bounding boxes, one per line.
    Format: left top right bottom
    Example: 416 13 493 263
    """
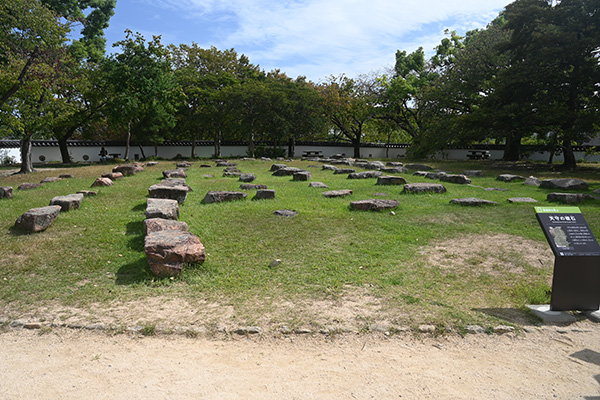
202 191 247 204
547 193 593 204
239 173 256 182
450 197 499 206
254 189 276 200
14 205 62 232
293 171 312 181
496 174 526 182
240 184 268 190
101 172 124 181
145 231 205 277
462 170 483 177
91 177 113 187
144 218 189 235
145 198 179 220
540 179 589 191
405 164 433 171
49 193 84 211
440 174 471 184
40 177 61 183
348 171 382 179
148 182 191 204
113 164 139 176
350 199 399 211
270 164 287 171
376 176 406 186
272 167 304 176
403 183 447 194
322 189 353 198
274 209 297 217
77 190 97 197
18 183 42 191
162 169 187 179
0 186 13 199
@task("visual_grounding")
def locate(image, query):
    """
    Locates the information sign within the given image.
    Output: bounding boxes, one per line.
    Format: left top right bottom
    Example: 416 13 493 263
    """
535 206 600 311
535 206 600 257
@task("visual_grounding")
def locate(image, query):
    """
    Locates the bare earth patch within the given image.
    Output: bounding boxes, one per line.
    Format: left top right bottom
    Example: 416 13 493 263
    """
1 323 599 399
423 233 554 277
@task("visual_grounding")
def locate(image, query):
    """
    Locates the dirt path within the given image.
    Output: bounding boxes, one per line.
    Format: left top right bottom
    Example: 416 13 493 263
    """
1 322 599 399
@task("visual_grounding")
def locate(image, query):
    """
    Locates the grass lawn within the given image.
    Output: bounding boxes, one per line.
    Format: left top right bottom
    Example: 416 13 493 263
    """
1 159 599 334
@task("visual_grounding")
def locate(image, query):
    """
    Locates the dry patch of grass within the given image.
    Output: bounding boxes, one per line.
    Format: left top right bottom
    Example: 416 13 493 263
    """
423 233 554 278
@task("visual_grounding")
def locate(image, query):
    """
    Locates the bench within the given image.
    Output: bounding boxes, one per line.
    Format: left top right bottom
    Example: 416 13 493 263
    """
302 150 323 158
467 150 490 160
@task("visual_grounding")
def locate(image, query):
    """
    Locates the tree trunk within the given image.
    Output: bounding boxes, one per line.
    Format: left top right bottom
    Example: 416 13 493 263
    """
547 132 558 164
124 121 131 160
287 137 295 158
353 139 361 158
213 130 221 158
502 131 521 161
248 130 255 158
18 136 35 174
137 143 146 160
562 141 577 170
58 136 72 164
191 133 196 158
154 145 158 158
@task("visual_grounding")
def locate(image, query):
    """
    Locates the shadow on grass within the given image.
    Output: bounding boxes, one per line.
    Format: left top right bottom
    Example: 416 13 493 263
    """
125 220 145 255
126 220 145 236
131 202 146 212
473 307 541 326
8 225 32 236
115 257 154 285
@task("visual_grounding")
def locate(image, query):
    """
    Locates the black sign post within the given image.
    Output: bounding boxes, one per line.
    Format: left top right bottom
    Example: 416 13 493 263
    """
535 206 600 311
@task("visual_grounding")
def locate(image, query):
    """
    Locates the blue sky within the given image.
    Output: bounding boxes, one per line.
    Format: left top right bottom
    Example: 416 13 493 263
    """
103 0 514 82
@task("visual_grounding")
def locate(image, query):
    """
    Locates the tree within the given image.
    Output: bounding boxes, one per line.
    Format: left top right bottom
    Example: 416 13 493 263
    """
102 31 183 160
495 0 600 167
0 0 68 108
49 62 109 163
376 48 439 146
318 74 377 158
226 77 271 157
263 71 326 157
414 20 515 158
0 0 69 173
40 0 115 163
544 0 600 169
170 44 255 157
41 0 116 62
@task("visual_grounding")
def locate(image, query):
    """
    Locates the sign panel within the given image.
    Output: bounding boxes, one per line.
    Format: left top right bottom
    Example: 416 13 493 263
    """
535 206 600 257
535 206 600 311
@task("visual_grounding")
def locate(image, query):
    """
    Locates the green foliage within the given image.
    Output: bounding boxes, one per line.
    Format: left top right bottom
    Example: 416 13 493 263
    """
318 74 378 157
102 31 183 159
402 0 600 166
170 45 325 158
0 0 69 108
252 144 286 158
41 0 116 62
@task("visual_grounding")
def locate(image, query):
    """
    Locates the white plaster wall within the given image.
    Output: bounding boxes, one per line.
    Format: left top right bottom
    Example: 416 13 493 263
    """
24 143 600 163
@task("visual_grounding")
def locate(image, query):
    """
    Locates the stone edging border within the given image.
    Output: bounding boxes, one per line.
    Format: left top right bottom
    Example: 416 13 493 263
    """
0 316 544 338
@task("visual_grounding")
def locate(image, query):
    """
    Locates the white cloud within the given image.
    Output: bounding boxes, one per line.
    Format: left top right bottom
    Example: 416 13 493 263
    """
138 0 513 80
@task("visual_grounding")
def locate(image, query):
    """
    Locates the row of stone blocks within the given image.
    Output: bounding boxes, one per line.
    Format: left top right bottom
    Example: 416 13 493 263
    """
143 173 205 278
11 163 147 233
14 193 88 232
